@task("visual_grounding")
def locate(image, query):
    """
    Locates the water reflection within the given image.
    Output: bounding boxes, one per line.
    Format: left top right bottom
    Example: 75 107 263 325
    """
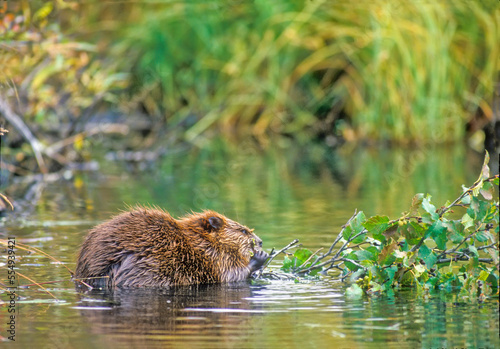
72 280 499 349
341 290 500 349
76 284 267 348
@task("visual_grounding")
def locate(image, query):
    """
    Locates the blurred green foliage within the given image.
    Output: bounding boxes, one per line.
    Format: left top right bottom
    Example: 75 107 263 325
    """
122 0 499 143
1 0 498 144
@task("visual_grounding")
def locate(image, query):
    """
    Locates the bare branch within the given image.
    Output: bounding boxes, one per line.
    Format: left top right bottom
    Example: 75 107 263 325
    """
436 257 495 264
0 95 47 173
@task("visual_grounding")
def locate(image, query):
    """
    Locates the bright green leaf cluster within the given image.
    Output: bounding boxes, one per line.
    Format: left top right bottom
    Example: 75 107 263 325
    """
281 248 322 276
279 152 499 299
345 153 498 297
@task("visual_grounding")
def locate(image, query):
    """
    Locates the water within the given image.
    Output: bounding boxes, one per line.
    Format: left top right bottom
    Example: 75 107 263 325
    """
1 140 498 348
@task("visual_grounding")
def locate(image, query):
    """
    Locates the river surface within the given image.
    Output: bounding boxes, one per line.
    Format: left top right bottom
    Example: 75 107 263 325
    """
1 140 498 348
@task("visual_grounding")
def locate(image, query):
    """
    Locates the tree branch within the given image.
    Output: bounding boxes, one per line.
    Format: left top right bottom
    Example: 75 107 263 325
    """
0 95 47 173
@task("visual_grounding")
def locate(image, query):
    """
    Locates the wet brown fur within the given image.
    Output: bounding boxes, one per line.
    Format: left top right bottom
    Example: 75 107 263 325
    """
75 207 267 287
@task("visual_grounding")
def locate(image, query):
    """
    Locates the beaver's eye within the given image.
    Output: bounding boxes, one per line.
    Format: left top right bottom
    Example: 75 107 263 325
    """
242 229 249 235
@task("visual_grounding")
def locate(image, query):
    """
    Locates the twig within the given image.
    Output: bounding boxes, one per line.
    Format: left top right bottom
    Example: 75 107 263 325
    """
0 193 14 210
294 211 368 274
477 242 498 251
411 175 498 254
15 271 59 300
435 231 476 260
45 124 129 156
0 240 74 276
263 239 300 267
256 270 297 281
436 257 494 264
295 210 359 271
296 229 368 274
324 211 357 256
254 239 300 278
339 258 366 270
0 95 47 173
293 248 323 273
19 279 69 287
73 278 95 291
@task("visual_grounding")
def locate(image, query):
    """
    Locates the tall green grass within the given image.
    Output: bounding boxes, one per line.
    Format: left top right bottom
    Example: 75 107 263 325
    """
3 0 498 144
120 0 498 143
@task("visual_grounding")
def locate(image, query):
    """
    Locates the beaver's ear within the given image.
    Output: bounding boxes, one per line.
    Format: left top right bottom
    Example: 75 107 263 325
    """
208 216 223 231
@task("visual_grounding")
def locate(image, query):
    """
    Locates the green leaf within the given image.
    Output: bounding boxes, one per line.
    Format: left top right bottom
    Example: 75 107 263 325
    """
461 194 471 205
342 225 353 241
475 230 490 242
351 232 367 245
418 244 438 269
402 221 425 245
344 252 360 271
352 211 366 232
478 270 489 281
355 249 376 262
422 195 439 222
428 220 447 250
400 240 409 252
349 211 367 244
293 248 313 265
461 213 474 230
385 265 397 285
443 220 465 243
426 276 440 288
280 248 321 273
363 215 390 231
281 255 293 271
363 215 390 242
377 241 398 265
447 230 464 244
468 245 478 257
486 271 498 289
469 197 493 223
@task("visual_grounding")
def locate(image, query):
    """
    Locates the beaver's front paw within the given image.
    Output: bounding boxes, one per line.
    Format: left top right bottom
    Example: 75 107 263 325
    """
249 250 269 272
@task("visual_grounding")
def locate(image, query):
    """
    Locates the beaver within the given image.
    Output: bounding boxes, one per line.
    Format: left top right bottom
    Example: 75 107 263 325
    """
75 207 269 288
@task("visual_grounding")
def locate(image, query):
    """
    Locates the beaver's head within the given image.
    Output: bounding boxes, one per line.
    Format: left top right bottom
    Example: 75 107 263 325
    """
191 210 264 262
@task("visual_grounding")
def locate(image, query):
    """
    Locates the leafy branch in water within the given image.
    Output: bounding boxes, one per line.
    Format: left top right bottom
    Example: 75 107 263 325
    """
261 152 499 298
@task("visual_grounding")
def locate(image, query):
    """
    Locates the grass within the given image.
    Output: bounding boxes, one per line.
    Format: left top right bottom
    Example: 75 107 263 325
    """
1 0 498 145
118 0 498 143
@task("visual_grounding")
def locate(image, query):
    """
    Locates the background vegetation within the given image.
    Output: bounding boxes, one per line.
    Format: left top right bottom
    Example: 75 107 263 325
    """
121 0 499 143
1 0 498 165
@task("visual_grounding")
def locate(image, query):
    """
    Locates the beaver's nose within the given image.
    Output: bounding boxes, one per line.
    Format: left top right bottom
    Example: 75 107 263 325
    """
255 237 263 247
